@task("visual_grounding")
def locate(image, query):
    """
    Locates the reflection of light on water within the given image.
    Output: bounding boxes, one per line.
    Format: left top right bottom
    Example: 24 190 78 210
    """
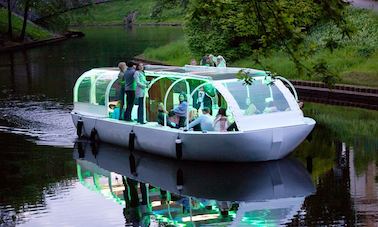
181 213 220 222
0 99 76 148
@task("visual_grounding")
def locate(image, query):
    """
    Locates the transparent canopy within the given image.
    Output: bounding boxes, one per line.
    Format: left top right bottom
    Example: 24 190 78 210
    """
73 68 300 129
223 78 291 115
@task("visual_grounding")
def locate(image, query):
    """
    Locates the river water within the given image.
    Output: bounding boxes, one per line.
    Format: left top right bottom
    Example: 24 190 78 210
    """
0 26 377 226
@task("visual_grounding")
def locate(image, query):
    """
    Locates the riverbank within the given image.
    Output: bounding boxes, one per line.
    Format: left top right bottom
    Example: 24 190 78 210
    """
0 7 87 53
64 0 184 26
142 8 378 88
134 55 378 110
0 7 57 52
0 8 52 41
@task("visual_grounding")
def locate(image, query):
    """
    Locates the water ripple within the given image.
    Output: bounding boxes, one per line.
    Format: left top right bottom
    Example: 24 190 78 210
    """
0 97 76 148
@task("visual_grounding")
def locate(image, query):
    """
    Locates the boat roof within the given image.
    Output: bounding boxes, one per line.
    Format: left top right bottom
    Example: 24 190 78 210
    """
95 65 268 81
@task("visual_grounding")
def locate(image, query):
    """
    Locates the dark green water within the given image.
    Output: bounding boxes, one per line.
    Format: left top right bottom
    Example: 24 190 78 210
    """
0 26 377 226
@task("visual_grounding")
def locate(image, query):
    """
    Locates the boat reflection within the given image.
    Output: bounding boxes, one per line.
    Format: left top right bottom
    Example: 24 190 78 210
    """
73 141 315 226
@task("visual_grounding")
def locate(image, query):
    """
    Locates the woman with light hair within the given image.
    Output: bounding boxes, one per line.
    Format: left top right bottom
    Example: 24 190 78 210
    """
216 55 226 67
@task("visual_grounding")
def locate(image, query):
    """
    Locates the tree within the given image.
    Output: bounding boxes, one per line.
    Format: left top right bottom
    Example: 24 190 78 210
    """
20 0 31 41
7 0 12 40
185 0 350 85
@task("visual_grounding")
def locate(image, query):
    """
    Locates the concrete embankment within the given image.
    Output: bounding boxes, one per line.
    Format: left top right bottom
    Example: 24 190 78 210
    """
133 57 378 110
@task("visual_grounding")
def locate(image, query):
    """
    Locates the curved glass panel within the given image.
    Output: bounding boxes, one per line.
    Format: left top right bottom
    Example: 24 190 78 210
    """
109 79 122 104
94 77 112 106
77 77 91 103
224 80 290 115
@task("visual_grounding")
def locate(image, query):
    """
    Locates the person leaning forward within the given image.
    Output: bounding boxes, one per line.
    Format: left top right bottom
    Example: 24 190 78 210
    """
124 61 136 121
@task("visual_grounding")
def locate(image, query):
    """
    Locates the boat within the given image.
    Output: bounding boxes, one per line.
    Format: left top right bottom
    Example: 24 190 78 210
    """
74 141 315 226
71 65 315 162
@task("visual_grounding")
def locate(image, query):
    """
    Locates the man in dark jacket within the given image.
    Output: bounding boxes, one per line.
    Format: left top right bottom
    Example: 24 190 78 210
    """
124 61 136 121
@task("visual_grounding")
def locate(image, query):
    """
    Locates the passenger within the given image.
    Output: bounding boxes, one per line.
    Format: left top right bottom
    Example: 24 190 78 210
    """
172 93 188 127
109 103 116 118
194 86 211 110
244 103 260 115
124 61 136 121
189 108 201 131
110 101 122 120
200 55 210 66
118 62 126 119
157 102 178 128
263 100 278 113
213 108 229 132
134 63 149 124
216 55 226 67
208 54 217 67
187 107 214 131
190 59 198 65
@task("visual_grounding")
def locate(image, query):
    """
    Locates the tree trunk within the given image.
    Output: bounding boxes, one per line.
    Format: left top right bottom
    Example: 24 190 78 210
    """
7 0 12 40
20 0 31 42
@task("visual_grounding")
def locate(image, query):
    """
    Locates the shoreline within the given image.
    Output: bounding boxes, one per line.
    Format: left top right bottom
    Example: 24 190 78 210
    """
0 31 84 53
133 55 378 110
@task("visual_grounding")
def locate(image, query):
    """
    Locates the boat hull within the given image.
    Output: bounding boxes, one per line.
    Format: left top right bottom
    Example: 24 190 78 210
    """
71 112 315 162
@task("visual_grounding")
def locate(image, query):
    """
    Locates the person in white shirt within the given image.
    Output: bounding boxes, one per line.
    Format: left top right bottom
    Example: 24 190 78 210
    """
187 107 214 131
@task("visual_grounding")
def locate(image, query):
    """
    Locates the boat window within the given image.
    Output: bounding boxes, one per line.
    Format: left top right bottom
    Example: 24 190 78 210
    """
94 77 113 106
77 77 91 103
109 79 122 103
224 80 290 115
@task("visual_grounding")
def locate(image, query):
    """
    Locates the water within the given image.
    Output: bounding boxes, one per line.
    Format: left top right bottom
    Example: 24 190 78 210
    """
0 26 377 226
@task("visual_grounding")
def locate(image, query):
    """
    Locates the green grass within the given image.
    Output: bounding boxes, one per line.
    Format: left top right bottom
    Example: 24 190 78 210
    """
65 0 184 25
143 39 195 66
142 7 378 87
0 8 52 40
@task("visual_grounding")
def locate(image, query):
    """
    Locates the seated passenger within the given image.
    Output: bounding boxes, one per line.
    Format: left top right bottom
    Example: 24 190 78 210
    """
189 108 201 131
213 108 230 132
244 103 260 115
172 93 188 127
263 100 278 113
109 102 122 120
187 107 214 131
157 103 178 128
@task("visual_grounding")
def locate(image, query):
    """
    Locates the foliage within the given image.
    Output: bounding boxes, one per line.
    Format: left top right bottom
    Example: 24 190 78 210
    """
151 0 188 20
64 0 185 25
312 60 340 88
33 0 72 32
236 70 255 86
0 8 52 40
184 0 351 86
143 39 193 66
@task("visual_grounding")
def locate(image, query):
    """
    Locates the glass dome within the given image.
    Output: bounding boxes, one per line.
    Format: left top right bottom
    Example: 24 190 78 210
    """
73 69 118 116
73 67 302 131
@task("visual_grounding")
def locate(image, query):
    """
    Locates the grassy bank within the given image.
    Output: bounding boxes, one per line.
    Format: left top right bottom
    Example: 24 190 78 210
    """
65 0 184 25
143 8 378 87
142 39 193 66
0 8 52 41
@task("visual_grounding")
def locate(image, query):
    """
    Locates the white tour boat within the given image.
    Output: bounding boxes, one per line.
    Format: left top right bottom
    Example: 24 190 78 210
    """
71 65 315 162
